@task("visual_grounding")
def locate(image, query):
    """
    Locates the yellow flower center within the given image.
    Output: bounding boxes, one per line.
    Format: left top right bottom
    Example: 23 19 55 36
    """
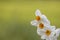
36 16 41 21
39 23 44 29
45 30 51 36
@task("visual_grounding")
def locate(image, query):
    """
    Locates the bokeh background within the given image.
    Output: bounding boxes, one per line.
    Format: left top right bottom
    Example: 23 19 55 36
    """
0 0 60 40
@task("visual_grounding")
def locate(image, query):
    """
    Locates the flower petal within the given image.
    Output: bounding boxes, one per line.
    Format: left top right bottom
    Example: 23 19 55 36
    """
47 26 56 31
35 9 42 16
41 35 46 39
46 38 50 40
37 28 44 36
49 32 55 37
41 15 50 25
53 37 57 40
31 20 38 26
55 28 60 37
54 38 57 40
51 26 56 30
41 32 50 40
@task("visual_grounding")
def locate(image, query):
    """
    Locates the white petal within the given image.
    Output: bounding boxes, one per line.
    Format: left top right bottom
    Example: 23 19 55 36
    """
51 26 56 30
41 15 50 25
35 9 42 16
49 37 52 40
47 26 56 31
41 35 46 39
31 20 38 26
46 37 52 40
55 28 60 37
53 37 57 40
56 28 60 33
54 38 57 40
50 37 54 40
49 32 55 37
43 25 51 31
37 28 44 36
46 38 50 40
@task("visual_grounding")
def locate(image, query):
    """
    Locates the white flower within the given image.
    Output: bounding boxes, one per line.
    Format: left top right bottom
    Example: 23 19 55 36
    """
31 9 50 26
37 24 56 36
55 28 60 37
30 9 60 40
39 26 60 40
36 22 52 36
52 28 60 40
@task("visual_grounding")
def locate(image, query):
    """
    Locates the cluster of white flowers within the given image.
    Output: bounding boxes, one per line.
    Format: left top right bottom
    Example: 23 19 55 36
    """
31 9 60 40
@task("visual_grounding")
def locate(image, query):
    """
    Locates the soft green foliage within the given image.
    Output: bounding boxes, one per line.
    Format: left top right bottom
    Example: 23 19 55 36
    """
0 1 60 40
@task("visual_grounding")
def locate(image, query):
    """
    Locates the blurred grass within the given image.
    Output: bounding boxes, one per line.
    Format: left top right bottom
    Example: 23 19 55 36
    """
0 1 60 40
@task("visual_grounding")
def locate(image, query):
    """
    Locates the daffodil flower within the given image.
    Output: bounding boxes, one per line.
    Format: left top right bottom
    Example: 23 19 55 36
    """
31 9 50 26
36 22 51 36
30 9 60 40
40 26 60 40
37 24 56 36
52 28 60 40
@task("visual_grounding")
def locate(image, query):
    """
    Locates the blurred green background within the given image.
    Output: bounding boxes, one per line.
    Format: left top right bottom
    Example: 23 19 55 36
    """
0 0 60 40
